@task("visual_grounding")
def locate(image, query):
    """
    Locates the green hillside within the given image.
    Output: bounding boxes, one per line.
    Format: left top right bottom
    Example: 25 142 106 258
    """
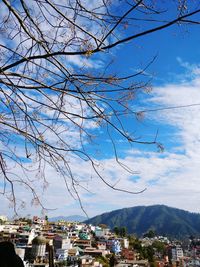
85 205 200 238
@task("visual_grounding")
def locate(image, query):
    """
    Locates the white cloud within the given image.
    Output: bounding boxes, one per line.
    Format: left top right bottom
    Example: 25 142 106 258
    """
83 72 200 216
3 72 200 218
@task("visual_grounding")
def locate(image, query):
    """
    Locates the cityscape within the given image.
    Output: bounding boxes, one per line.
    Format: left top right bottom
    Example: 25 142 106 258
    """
1 1 200 267
0 214 200 267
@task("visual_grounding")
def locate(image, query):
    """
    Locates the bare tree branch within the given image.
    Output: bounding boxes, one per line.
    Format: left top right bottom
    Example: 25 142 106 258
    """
0 0 199 214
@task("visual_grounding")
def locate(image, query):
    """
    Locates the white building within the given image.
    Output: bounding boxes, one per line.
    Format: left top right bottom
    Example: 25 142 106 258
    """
28 229 37 245
95 227 110 238
123 238 129 249
56 248 68 260
171 245 184 261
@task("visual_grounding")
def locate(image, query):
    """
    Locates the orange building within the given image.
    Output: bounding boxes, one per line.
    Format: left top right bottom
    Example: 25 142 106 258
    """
121 248 135 261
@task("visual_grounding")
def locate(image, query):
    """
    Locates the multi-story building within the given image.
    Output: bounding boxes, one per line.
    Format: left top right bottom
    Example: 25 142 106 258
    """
121 248 136 261
95 227 110 238
168 244 184 263
32 216 47 226
53 234 71 250
107 239 121 254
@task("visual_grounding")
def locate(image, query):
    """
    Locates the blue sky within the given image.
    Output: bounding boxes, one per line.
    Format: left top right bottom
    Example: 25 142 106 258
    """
1 1 200 219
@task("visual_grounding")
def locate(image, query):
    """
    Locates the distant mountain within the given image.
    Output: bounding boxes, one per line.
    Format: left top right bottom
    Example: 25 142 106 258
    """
49 215 86 222
85 205 200 238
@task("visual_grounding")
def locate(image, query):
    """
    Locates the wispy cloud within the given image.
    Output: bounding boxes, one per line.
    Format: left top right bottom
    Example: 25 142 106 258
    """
2 63 200 218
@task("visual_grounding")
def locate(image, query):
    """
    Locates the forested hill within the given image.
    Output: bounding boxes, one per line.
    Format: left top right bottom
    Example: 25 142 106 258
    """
85 205 200 238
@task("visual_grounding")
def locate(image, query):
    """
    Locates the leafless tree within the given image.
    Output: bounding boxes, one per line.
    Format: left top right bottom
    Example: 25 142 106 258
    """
0 0 200 214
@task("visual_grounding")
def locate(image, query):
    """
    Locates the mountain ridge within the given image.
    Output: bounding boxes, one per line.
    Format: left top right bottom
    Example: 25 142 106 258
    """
85 205 200 238
49 215 87 222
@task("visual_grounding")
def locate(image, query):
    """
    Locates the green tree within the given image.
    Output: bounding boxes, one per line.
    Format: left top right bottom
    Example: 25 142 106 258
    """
152 240 166 256
113 226 127 237
109 254 117 267
113 226 119 236
119 227 127 237
96 256 109 267
132 238 142 251
144 230 156 238
139 246 155 263
146 246 155 262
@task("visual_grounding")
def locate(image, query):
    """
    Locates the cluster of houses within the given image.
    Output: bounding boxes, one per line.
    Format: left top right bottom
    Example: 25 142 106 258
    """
0 215 199 267
0 215 132 267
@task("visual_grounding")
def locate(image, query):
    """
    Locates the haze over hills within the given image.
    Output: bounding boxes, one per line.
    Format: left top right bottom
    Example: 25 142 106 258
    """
49 215 87 222
85 205 200 238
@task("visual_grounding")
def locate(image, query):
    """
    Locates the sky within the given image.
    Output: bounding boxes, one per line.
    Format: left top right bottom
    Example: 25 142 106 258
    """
1 1 200 219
